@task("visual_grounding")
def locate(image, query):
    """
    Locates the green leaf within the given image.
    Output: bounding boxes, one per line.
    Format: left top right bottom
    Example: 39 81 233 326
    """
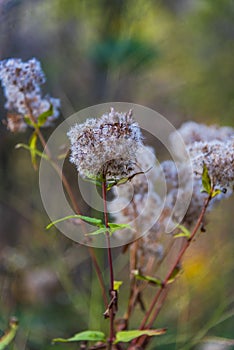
106 177 129 190
78 215 103 225
173 233 189 239
114 329 167 344
85 223 133 236
167 265 181 284
212 189 222 198
201 162 212 194
108 223 133 235
37 104 53 127
29 132 38 170
174 225 191 240
0 318 19 350
114 280 123 291
85 226 107 236
106 179 118 190
15 143 48 160
53 330 106 343
132 270 162 286
46 214 103 230
24 116 37 128
106 171 145 190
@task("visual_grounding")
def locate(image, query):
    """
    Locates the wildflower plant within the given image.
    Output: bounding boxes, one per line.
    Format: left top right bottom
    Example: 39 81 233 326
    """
0 57 234 350
0 58 60 131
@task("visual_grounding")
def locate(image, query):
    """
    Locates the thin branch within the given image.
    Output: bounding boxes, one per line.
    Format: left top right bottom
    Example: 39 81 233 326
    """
25 105 108 308
102 179 115 349
133 193 212 349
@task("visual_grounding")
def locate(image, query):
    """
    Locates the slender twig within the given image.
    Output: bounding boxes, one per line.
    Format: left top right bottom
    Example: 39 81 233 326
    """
102 179 115 349
133 193 212 349
25 105 108 307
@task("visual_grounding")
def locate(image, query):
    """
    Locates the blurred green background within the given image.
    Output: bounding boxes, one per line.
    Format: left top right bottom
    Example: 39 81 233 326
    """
0 0 233 349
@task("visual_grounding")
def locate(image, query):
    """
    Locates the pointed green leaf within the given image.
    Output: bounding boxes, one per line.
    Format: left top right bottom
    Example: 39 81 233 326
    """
114 329 167 344
201 162 212 194
106 171 146 190
46 215 103 230
108 223 133 235
37 104 53 127
0 318 19 350
173 233 189 239
85 226 107 236
53 330 106 343
114 280 123 291
15 143 48 160
106 177 129 191
174 225 191 239
77 215 103 225
106 180 118 190
212 189 222 198
132 270 162 286
85 223 133 236
167 265 181 284
24 116 37 128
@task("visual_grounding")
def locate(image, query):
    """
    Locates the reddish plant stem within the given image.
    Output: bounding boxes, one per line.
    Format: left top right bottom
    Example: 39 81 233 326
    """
133 193 212 348
148 288 169 328
102 180 115 349
26 107 108 308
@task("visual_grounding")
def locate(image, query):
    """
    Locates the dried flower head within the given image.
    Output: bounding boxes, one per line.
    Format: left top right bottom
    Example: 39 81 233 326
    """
0 58 60 131
109 121 234 272
172 121 234 145
162 165 207 227
166 121 234 226
67 108 143 180
189 139 234 192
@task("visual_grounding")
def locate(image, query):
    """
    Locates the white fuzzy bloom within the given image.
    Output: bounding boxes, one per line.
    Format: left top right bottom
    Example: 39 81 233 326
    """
189 138 234 192
170 121 234 159
109 121 234 271
161 136 233 228
172 121 234 145
165 121 234 226
0 58 60 131
67 108 143 180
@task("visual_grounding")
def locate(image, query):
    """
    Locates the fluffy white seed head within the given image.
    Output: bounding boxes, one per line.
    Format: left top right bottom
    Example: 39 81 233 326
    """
172 121 234 145
0 58 60 131
189 139 234 192
109 122 234 271
67 108 143 180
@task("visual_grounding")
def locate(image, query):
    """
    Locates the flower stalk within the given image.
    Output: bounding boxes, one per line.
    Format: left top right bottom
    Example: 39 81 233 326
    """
102 179 116 348
133 192 213 349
